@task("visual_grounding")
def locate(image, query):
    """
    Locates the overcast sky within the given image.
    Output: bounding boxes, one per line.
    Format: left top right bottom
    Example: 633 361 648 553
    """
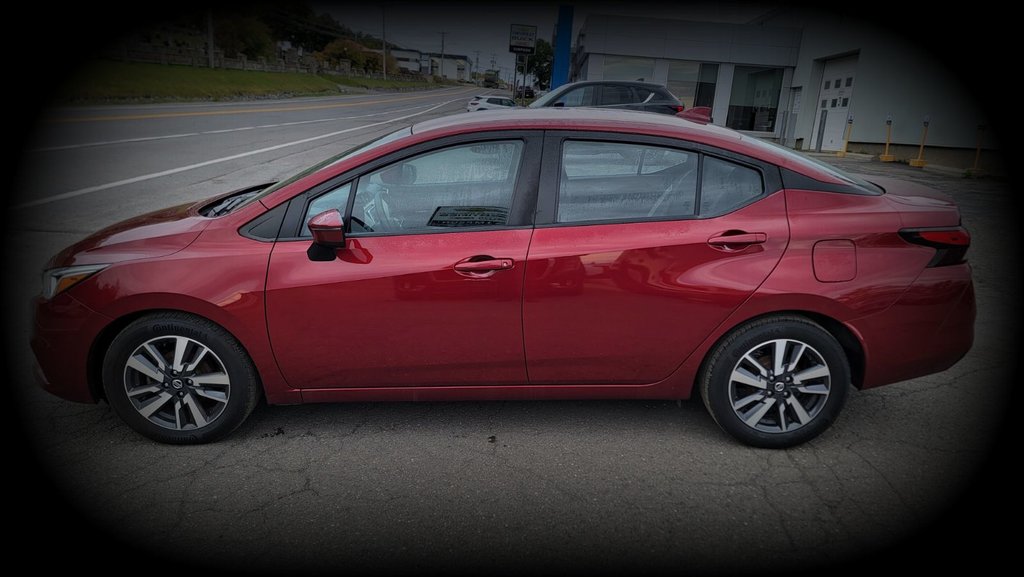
315 1 768 78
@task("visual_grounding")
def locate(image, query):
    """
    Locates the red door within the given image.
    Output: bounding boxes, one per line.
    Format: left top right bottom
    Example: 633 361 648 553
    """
523 137 789 384
266 230 531 389
265 136 538 389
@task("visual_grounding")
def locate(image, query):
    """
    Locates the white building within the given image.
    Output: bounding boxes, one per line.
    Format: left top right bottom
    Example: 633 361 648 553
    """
571 10 992 169
423 53 469 80
390 48 422 74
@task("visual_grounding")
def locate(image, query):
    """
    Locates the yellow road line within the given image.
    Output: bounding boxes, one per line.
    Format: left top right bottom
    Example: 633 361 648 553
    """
50 87 477 123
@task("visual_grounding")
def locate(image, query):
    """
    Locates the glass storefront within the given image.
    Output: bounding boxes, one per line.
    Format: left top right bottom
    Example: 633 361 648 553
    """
726 66 784 132
602 56 655 82
667 61 718 109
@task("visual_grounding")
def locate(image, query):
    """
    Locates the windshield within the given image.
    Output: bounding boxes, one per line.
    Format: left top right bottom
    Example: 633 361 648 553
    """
742 136 883 193
243 126 413 207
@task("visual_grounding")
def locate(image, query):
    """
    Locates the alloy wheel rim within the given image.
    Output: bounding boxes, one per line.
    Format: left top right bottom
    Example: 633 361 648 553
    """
123 336 231 431
728 338 831 434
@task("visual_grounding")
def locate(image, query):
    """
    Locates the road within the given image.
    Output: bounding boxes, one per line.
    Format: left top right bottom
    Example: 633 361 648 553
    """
6 90 1018 574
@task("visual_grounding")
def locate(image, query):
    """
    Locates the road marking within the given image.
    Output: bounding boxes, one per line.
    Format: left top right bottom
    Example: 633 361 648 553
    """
31 104 440 152
48 87 475 123
14 100 459 209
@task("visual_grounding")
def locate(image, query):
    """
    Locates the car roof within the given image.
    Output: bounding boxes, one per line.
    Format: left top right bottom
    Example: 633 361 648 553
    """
414 107 737 144
257 108 851 210
555 80 668 90
410 108 836 180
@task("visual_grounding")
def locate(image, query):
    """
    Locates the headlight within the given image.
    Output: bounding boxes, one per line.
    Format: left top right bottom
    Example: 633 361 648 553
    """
41 264 108 300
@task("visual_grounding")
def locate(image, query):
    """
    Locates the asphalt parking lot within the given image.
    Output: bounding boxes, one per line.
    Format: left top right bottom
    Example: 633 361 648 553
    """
7 96 1018 574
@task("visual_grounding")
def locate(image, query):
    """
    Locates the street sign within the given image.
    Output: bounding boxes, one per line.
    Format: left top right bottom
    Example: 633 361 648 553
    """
509 24 537 54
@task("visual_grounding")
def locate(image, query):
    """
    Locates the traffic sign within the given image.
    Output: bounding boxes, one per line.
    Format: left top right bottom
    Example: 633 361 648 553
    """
509 24 537 54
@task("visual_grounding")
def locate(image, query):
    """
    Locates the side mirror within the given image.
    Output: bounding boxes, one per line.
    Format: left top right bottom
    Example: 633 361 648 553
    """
308 209 345 247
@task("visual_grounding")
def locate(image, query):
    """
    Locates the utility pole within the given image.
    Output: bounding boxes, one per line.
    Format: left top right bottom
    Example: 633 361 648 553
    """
381 5 387 80
206 10 215 68
474 50 480 82
439 31 448 79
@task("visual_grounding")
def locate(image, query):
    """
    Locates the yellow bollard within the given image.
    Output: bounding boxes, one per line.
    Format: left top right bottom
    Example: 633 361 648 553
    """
836 114 853 157
909 116 929 168
879 114 895 162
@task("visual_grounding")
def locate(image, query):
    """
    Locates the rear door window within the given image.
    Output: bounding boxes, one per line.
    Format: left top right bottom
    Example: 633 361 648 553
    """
557 140 697 222
599 85 635 106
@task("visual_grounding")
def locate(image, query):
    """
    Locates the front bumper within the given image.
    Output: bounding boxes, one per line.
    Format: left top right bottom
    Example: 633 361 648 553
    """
30 291 111 403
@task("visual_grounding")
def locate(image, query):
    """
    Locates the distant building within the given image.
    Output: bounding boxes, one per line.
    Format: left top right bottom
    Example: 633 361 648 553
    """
422 53 469 80
571 10 992 168
390 48 422 74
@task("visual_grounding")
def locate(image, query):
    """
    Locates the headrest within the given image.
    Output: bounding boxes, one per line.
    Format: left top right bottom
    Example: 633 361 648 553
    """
380 163 417 185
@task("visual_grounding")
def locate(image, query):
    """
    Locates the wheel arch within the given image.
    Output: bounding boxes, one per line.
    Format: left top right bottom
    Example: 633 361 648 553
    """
693 309 866 395
86 303 291 404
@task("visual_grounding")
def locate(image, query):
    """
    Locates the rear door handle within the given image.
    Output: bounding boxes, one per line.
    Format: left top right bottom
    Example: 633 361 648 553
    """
454 257 514 276
708 232 767 248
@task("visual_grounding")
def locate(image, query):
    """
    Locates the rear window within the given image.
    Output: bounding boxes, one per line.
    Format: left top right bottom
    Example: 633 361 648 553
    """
743 137 882 193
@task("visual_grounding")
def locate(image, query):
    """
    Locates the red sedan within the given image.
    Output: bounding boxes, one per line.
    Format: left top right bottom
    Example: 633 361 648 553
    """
31 108 974 448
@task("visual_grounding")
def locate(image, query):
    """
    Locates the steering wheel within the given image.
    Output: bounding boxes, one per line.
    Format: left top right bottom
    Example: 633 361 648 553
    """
349 216 373 233
371 187 403 231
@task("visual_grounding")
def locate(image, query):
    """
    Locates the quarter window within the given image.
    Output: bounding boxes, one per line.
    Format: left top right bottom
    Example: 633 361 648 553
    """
350 141 523 234
700 156 763 215
557 141 697 222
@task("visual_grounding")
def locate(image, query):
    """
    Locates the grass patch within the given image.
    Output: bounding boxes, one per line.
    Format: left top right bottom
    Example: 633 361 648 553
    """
320 73 440 90
59 61 361 103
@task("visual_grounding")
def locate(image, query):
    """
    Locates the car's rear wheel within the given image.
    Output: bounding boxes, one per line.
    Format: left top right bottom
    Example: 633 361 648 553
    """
700 315 849 448
102 312 260 444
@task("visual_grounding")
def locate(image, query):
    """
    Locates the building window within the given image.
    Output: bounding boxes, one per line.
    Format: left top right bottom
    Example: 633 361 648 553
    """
696 63 718 108
842 97 849 107
824 80 831 90
666 61 717 109
831 99 837 108
726 66 784 132
821 99 827 108
845 77 853 87
602 56 655 82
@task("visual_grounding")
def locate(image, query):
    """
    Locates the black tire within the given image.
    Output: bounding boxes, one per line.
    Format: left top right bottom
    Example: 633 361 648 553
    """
699 315 850 449
102 312 261 444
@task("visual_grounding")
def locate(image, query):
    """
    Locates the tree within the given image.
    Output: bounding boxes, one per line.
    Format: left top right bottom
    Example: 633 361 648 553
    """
527 39 554 89
213 12 276 59
317 38 367 70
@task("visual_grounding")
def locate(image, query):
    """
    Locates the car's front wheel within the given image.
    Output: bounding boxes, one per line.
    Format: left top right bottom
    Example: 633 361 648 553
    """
700 315 850 448
102 312 261 444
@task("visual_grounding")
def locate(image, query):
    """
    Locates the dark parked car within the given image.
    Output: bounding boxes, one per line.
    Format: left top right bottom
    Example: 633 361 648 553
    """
516 85 535 99
530 80 684 115
33 108 974 448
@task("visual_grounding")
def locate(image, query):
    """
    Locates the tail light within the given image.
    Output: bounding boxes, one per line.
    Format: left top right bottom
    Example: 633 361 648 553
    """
899 226 970 267
676 105 685 113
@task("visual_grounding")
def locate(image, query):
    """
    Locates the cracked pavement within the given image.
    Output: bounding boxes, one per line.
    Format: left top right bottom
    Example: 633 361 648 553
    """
6 100 1018 573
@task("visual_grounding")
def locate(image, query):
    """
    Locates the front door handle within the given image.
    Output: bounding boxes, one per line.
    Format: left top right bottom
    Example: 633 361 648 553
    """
707 232 767 249
454 257 514 277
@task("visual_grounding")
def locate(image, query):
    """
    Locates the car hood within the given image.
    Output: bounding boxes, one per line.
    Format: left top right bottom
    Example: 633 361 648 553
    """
48 202 212 268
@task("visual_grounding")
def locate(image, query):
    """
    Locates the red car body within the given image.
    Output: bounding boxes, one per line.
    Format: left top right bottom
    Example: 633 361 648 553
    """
31 109 974 417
